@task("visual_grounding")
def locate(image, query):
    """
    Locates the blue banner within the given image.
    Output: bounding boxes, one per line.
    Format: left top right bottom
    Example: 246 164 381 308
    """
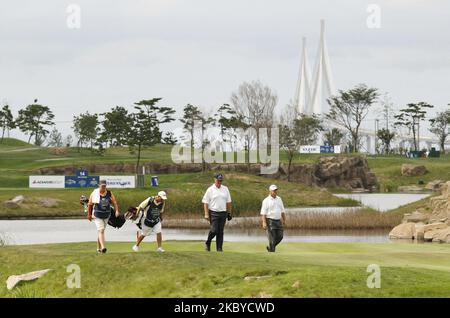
320 145 335 153
65 176 99 188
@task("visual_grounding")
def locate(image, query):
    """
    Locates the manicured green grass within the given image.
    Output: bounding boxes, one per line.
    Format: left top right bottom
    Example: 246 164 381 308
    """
1 241 450 297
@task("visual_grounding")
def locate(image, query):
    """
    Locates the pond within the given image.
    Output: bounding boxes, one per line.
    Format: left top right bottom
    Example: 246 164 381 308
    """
0 193 432 245
334 193 430 212
0 219 391 245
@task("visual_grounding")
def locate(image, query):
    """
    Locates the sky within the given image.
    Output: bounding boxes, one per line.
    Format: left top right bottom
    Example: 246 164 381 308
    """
1 0 449 142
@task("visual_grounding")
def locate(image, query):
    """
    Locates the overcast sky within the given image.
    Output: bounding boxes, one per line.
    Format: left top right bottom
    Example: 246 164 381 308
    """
1 0 449 141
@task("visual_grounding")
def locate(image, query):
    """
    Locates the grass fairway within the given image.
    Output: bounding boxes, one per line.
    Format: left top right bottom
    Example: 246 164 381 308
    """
1 241 450 298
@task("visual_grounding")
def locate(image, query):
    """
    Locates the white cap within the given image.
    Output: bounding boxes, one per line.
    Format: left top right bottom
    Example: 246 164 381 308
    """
157 191 167 200
269 184 278 191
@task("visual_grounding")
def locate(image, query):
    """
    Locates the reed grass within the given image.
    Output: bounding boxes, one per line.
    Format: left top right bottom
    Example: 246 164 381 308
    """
163 209 402 230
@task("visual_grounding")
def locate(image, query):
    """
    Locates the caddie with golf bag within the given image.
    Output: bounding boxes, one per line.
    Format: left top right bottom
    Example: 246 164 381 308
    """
85 179 121 254
131 191 168 253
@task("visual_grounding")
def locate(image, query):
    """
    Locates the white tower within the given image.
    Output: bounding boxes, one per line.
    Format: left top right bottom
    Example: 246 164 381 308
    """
294 37 311 115
310 20 336 116
294 20 336 117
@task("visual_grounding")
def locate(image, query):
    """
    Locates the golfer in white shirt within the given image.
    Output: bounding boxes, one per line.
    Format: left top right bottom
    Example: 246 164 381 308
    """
261 184 286 252
202 173 232 252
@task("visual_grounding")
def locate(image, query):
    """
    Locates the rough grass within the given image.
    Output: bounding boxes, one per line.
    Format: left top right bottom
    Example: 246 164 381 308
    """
1 241 450 298
366 155 450 192
0 138 34 148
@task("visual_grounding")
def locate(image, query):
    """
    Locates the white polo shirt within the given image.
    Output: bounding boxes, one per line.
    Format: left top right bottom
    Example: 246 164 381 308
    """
202 184 232 212
260 195 285 220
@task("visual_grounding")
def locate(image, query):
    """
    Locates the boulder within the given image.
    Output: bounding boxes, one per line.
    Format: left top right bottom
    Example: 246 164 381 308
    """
4 195 25 209
425 180 445 192
422 222 447 233
401 164 428 176
429 182 450 223
414 223 425 240
402 211 429 223
391 181 450 243
434 228 450 243
6 269 51 290
424 229 444 242
37 198 59 208
389 222 415 239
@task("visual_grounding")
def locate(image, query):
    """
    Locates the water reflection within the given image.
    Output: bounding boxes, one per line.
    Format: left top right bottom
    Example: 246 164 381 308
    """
0 219 393 245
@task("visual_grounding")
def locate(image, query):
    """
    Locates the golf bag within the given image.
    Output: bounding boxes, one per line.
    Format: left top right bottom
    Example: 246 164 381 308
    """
79 194 125 229
80 195 89 213
108 207 126 229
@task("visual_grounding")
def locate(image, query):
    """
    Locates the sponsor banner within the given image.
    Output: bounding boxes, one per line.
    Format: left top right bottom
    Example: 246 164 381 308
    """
320 145 335 153
300 145 341 154
299 145 321 154
65 176 99 188
29 176 65 188
99 176 136 188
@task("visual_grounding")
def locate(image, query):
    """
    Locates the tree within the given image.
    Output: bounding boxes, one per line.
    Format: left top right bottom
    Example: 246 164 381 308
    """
16 101 55 145
100 106 133 147
65 135 73 147
162 131 178 145
378 93 396 130
279 104 300 182
47 127 63 147
377 128 395 154
72 112 100 151
230 80 277 151
180 104 202 162
215 104 234 150
326 84 379 152
0 105 15 141
394 102 434 151
280 104 323 181
429 109 450 153
127 98 176 172
197 111 215 172
214 103 246 152
324 128 345 146
295 114 323 145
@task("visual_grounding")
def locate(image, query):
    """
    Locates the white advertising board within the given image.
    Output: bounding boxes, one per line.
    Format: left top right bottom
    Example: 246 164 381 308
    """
299 145 321 154
99 176 136 188
29 176 65 188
